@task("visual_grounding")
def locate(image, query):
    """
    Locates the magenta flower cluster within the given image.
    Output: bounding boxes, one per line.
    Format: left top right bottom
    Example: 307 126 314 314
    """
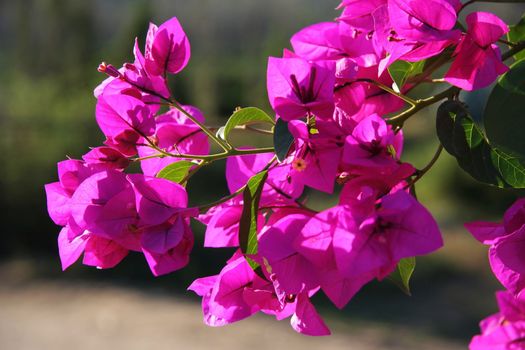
44 0 519 340
46 18 201 276
467 200 525 349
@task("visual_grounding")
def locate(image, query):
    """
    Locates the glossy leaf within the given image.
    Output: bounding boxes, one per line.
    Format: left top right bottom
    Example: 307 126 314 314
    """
437 100 525 188
239 170 268 270
273 118 295 162
388 257 416 296
508 14 525 61
388 60 425 91
484 59 525 159
157 161 195 184
219 107 274 142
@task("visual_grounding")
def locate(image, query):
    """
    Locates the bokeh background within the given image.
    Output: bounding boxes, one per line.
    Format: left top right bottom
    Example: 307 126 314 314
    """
1 1 525 349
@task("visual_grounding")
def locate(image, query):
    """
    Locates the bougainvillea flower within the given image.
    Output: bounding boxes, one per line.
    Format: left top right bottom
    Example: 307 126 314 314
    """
387 0 461 43
95 39 170 102
137 106 209 176
339 162 415 211
259 212 320 295
143 17 191 76
69 170 132 230
337 0 386 34
188 252 330 336
128 174 195 276
200 151 302 249
128 174 188 229
82 235 130 269
96 93 156 156
267 56 336 121
445 12 509 91
284 120 344 194
88 185 138 247
343 114 404 170
294 205 381 308
334 67 404 125
490 230 525 295
466 199 525 295
290 293 331 336
57 225 89 270
296 190 442 288
45 182 74 227
291 22 344 61
82 147 130 170
338 21 379 68
198 197 247 248
226 152 304 204
335 190 442 278
188 253 270 326
470 291 525 350
55 210 131 271
367 3 460 74
288 22 360 82
125 39 171 99
46 158 133 271
141 221 194 276
45 159 108 227
49 166 195 276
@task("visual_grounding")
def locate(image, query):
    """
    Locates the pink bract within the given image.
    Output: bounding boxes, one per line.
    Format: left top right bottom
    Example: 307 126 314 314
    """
466 199 525 295
137 106 209 176
445 12 509 91
267 56 336 121
470 291 525 350
144 17 191 76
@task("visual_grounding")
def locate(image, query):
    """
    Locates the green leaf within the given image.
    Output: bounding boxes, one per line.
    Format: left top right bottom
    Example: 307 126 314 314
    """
239 170 268 270
388 257 416 296
273 118 295 162
484 59 525 159
437 100 525 188
220 107 274 142
497 58 525 95
388 60 425 90
508 15 525 61
157 161 195 184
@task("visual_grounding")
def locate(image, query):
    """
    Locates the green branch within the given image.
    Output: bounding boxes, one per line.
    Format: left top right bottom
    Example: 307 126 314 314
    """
387 87 460 127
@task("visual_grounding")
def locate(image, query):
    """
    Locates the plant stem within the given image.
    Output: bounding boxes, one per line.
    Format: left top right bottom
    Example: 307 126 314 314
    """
405 144 444 189
356 79 418 106
405 53 453 92
502 41 525 61
459 0 477 13
387 86 460 127
138 146 275 163
123 76 232 152
170 100 232 152
499 38 518 47
385 42 525 127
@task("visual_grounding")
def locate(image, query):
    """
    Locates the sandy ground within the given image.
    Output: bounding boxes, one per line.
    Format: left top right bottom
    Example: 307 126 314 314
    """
0 278 468 350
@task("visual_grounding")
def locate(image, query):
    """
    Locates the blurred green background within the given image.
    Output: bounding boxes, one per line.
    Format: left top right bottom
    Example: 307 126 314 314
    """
1 1 525 349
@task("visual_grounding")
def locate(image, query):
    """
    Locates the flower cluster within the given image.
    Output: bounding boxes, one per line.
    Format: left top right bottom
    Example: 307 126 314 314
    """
470 291 525 349
467 199 525 348
45 0 517 339
45 18 202 276
467 199 525 296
